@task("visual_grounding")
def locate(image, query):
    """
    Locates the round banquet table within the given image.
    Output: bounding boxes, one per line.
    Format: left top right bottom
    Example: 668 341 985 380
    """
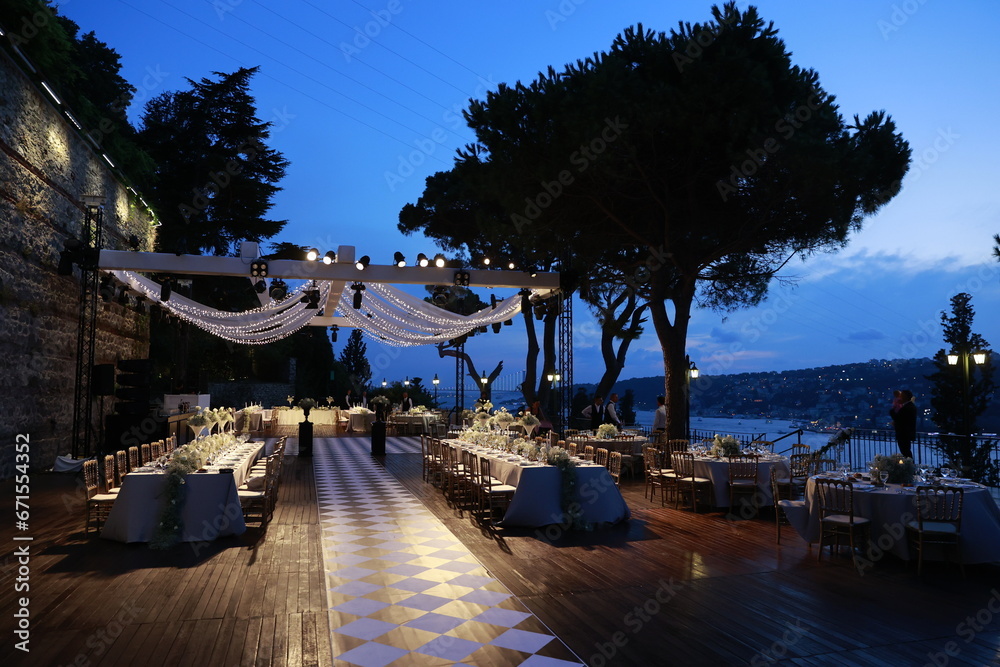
785 476 1000 563
690 454 790 508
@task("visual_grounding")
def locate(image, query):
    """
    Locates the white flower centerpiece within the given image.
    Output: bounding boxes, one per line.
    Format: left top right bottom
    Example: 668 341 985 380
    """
518 411 540 438
711 434 741 458
494 407 516 431
596 423 619 440
475 398 493 413
187 407 212 439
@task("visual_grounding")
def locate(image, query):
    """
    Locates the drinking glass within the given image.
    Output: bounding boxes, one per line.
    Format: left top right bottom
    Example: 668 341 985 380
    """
879 471 890 487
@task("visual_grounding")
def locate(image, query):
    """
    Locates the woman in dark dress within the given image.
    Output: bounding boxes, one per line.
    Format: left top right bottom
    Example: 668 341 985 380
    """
889 389 917 458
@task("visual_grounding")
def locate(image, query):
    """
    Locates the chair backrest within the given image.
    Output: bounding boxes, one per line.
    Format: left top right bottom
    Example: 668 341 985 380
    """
583 445 595 461
672 451 696 479
769 466 781 501
791 443 811 453
728 454 758 481
914 486 964 528
463 449 480 484
567 442 578 457
595 448 610 468
114 450 128 486
666 439 690 453
479 455 496 485
789 453 812 479
749 440 774 453
608 451 623 485
102 454 116 492
82 459 99 499
127 446 139 471
812 457 837 474
140 443 151 465
643 446 660 472
815 479 854 517
151 440 164 460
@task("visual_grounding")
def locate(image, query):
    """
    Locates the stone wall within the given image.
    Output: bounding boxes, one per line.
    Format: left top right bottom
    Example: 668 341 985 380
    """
0 49 156 476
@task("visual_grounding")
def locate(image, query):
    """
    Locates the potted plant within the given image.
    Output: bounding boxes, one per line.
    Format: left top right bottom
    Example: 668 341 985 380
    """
298 397 316 422
370 395 391 422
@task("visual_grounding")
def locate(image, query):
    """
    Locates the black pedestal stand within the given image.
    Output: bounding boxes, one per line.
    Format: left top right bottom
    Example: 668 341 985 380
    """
299 420 313 457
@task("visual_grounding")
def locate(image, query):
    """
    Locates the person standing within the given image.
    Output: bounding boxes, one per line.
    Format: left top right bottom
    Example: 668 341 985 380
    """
581 395 604 431
344 389 353 408
604 393 622 427
889 389 917 459
652 395 667 432
400 392 414 412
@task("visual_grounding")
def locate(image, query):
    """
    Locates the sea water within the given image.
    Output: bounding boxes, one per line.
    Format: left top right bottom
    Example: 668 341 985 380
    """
632 411 833 449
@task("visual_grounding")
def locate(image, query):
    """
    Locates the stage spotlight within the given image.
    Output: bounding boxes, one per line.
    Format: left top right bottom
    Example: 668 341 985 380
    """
351 282 365 309
250 259 268 277
507 261 516 270
160 278 172 302
116 288 130 307
394 252 406 267
306 248 319 261
331 325 338 343
433 254 446 268
453 270 470 286
529 267 538 278
269 279 288 300
302 286 321 309
492 322 502 333
432 287 449 306
355 255 370 270
254 280 267 294
98 275 114 302
323 251 336 265
416 253 429 267
504 318 512 326
490 294 498 309
482 256 491 267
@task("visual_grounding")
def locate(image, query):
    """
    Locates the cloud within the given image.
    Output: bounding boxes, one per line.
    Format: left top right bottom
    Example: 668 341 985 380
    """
709 326 742 343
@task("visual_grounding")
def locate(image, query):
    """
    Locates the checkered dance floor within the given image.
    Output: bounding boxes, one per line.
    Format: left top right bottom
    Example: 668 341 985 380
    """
314 437 583 666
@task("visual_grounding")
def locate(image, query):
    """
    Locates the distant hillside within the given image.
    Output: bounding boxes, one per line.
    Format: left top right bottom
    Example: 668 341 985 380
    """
573 358 1000 431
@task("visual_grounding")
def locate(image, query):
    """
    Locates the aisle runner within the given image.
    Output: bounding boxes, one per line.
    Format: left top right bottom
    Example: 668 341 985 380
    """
315 437 582 666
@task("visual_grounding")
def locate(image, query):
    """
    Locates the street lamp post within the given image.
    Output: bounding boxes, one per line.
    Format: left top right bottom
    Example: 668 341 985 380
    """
432 373 439 406
685 356 699 439
546 370 561 434
947 349 986 453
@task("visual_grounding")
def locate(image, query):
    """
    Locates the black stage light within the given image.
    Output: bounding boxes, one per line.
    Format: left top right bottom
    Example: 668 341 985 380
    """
99 275 115 302
306 248 319 261
254 280 267 294
351 282 365 309
269 279 288 300
331 325 338 343
454 270 470 286
433 254 446 268
394 252 406 267
323 251 336 265
416 253 429 267
302 287 321 309
356 255 370 270
432 287 449 306
492 322 502 333
250 259 268 277
160 278 172 302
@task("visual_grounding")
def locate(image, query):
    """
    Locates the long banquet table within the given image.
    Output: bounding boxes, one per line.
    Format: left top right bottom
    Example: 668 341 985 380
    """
445 440 630 528
101 441 265 543
785 476 1000 563
276 408 341 426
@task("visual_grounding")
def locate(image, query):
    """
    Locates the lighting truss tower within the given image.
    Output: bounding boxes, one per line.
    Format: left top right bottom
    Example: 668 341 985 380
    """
454 338 466 421
558 292 573 433
71 198 105 458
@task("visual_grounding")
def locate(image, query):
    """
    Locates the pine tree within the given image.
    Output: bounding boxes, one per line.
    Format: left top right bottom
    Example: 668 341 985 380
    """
339 329 372 392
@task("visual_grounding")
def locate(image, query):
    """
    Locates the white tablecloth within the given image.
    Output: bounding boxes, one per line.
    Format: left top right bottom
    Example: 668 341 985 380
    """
566 436 649 455
691 455 790 508
101 442 264 543
276 408 341 426
394 413 437 433
349 412 375 433
446 441 630 528
786 477 1000 563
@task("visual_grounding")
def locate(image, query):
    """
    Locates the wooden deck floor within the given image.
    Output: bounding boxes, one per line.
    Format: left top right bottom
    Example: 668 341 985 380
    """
3 439 999 666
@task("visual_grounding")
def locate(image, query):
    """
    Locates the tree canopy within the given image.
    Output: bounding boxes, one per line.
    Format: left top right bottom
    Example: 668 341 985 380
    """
400 2 910 438
138 67 289 256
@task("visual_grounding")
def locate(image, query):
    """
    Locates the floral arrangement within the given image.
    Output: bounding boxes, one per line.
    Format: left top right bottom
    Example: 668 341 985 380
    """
475 398 493 413
711 434 741 458
351 406 372 414
519 412 540 428
462 409 476 422
596 423 619 439
491 407 515 427
286 395 295 405
274 405 290 411
298 397 316 411
870 453 916 484
244 404 262 414
326 396 335 406
475 411 492 425
411 405 428 414
187 407 212 428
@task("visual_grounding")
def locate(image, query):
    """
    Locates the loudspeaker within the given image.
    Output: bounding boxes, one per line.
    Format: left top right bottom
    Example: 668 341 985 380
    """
92 364 115 396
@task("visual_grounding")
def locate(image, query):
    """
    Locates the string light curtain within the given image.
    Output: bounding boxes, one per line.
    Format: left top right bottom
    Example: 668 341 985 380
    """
111 271 538 347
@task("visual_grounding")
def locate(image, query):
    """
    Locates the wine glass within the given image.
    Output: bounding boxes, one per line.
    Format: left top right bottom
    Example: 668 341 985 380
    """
879 470 890 487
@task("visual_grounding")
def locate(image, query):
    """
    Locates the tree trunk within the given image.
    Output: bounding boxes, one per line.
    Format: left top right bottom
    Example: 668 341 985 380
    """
436 342 502 402
520 293 540 406
648 280 695 441
594 293 647 399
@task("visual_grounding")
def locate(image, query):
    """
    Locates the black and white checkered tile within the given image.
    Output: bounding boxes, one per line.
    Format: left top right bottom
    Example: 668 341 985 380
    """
314 436 582 666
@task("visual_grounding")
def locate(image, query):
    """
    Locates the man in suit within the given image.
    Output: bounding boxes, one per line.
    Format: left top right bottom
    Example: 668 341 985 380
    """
400 392 414 412
581 395 604 431
604 393 622 427
889 388 917 458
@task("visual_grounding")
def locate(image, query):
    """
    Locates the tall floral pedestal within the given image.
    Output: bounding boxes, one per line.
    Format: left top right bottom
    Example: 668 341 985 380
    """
299 420 313 457
371 420 386 457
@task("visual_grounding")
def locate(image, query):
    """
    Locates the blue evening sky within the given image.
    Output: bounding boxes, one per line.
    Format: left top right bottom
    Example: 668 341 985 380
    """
56 0 1000 386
